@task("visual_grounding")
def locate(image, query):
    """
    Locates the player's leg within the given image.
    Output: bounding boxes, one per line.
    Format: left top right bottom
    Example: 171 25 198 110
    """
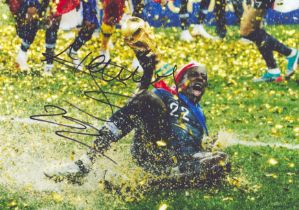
100 0 125 60
240 1 297 81
44 15 62 73
68 0 98 70
240 7 278 82
231 0 245 24
99 23 113 61
44 91 167 181
214 0 227 38
43 0 80 73
16 0 41 70
179 0 193 41
69 21 97 70
192 0 216 39
114 91 170 175
92 91 168 160
7 0 26 40
38 0 50 17
70 22 97 53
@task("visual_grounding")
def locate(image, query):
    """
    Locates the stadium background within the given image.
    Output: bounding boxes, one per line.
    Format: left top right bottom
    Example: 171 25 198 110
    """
140 0 299 26
60 0 299 30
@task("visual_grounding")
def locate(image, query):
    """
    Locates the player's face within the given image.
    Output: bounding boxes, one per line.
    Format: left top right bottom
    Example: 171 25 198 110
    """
181 67 208 103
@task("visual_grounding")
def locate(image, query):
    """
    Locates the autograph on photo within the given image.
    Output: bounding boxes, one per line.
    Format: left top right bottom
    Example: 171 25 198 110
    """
30 45 176 164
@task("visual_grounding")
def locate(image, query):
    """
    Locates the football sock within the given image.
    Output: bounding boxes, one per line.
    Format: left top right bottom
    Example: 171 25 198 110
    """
267 68 280 74
214 0 227 38
179 0 189 30
44 46 55 65
45 19 60 49
20 41 30 52
179 14 189 30
71 26 95 52
258 45 277 69
16 22 24 40
231 0 244 23
45 19 60 64
197 0 209 24
20 20 39 51
197 10 208 25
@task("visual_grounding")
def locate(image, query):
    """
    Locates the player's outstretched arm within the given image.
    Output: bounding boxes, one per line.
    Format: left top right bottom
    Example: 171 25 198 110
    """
122 17 159 90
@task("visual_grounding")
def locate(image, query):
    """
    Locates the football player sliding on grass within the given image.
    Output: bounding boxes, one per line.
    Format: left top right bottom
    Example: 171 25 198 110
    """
44 17 230 186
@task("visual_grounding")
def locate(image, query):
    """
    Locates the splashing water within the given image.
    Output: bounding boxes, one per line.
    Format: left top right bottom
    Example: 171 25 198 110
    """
0 119 247 205
0 120 156 204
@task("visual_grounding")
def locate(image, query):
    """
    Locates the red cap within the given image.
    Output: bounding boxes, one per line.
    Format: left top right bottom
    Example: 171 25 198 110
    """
174 61 202 84
153 61 206 95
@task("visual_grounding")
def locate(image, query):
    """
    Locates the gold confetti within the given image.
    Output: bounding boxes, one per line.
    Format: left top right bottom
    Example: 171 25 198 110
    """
268 158 278 165
159 203 168 210
156 140 167 147
51 192 63 202
265 173 278 179
288 163 295 168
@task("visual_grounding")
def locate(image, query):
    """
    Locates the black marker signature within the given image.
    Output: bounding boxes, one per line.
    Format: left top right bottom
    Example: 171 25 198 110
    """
35 45 177 164
30 104 118 164
43 45 177 85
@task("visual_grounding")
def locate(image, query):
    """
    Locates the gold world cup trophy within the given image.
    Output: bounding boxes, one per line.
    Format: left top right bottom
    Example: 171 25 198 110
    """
121 17 176 86
121 16 158 55
121 17 163 90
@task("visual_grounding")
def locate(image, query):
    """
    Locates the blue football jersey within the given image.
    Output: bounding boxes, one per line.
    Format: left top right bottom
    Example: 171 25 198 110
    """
153 88 205 155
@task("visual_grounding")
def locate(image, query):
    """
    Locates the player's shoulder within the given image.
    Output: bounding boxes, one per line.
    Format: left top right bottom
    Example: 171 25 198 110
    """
153 88 174 98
